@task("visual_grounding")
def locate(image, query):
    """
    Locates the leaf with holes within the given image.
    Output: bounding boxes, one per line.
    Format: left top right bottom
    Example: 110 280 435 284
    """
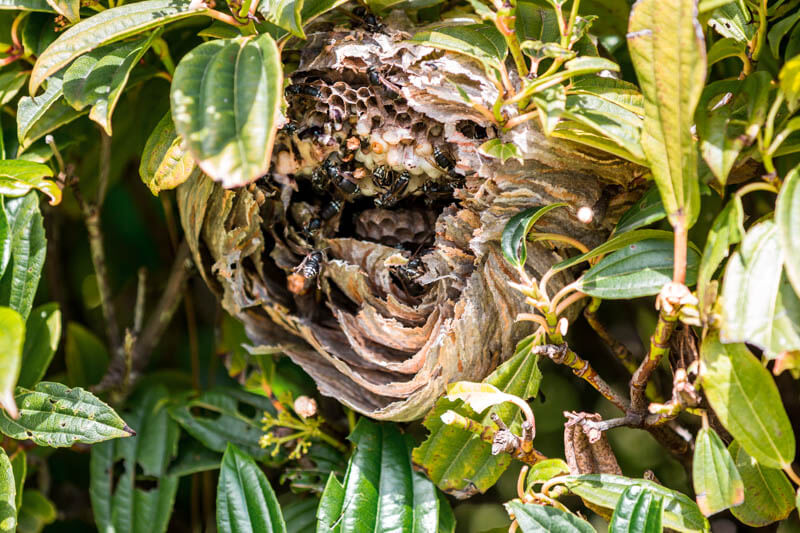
693 427 744 516
0 307 24 419
413 344 541 497
0 381 133 447
318 419 443 532
29 0 207 94
90 384 180 533
506 501 595 533
501 203 569 268
140 112 197 195
62 33 158 135
575 239 700 299
0 160 60 205
171 34 282 188
701 333 795 469
627 0 705 228
728 441 795 527
217 443 287 533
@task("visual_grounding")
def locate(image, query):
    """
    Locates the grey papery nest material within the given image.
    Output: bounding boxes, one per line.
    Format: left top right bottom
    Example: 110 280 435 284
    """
177 13 645 421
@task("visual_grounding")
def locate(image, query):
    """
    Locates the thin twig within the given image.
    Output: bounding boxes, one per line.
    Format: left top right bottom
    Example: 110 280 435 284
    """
629 305 677 412
96 130 111 208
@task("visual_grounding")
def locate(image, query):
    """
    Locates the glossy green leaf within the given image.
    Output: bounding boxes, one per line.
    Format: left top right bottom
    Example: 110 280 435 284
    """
0 307 24 419
768 11 800 60
30 0 207 94
709 2 754 42
17 77 85 150
0 0 53 11
437 491 455 533
217 443 287 533
9 450 23 511
0 160 60 205
525 459 569 492
506 501 595 533
169 387 282 463
700 332 795 469
171 33 282 188
501 203 568 268
0 193 46 320
46 0 78 22
697 197 743 316
90 384 180 533
283 498 317 533
777 165 800 296
720 221 800 359
614 186 666 234
569 78 643 115
63 33 157 135
562 474 708 532
257 0 303 39
560 95 645 163
17 303 60 388
319 419 440 532
627 0 705 228
728 440 794 527
140 112 197 195
551 229 674 273
0 71 29 107
575 238 700 299
408 24 507 72
65 322 109 388
531 86 565 135
0 449 15 533
413 345 541 497
0 381 133 447
693 427 743 516
781 56 800 112
16 490 54 533
706 37 746 67
609 485 663 533
517 57 621 102
479 139 524 163
0 200 7 280
551 123 647 166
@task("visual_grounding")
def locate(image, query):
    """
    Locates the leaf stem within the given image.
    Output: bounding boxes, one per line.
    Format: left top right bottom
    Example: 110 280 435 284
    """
672 218 687 285
782 463 800 486
205 8 248 26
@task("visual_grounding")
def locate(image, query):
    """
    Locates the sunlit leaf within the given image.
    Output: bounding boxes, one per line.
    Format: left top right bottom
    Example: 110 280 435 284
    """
501 203 568 268
171 33 283 188
445 382 519 414
0 160 60 205
728 440 795 527
777 166 800 296
0 193 46 321
0 449 15 533
551 229 674 273
525 459 569 491
506 501 595 533
700 332 795 469
0 0 53 11
0 307 24 419
45 0 78 23
693 427 744 516
408 24 508 72
781 57 800 119
709 2 754 42
706 37 746 67
627 0 705 228
614 186 666 234
257 0 303 39
479 139 524 163
17 76 85 150
140 112 197 195
697 196 743 318
609 484 663 533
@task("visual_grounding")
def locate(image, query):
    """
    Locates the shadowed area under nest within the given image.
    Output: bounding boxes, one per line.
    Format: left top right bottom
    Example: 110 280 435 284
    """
177 9 646 421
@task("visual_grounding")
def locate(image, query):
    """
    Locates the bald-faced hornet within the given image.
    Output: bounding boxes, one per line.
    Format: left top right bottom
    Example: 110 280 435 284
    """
433 146 455 173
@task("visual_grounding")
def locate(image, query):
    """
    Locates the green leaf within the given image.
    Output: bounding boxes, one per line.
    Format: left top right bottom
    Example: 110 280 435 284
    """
569 78 643 115
139 112 197 195
614 186 666 234
90 384 180 533
167 439 221 477
700 332 795 469
609 485 663 533
17 76 85 150
171 33 282 188
696 197 743 316
551 229 674 273
46 0 78 23
768 11 800 60
706 37 746 67
720 221 800 359
0 306 24 419
9 450 24 511
531 86 565 135
445 382 520 414
562 474 708 532
506 501 595 533
728 440 795 527
62 33 158 135
16 490 54 533
319 419 441 532
780 55 800 112
413 345 542 497
437 491 455 533
777 166 800 297
0 381 133 447
0 449 16 533
169 387 282 463
0 193 46 320
0 200 7 280
525 459 570 492
408 24 508 72
627 0 705 229
65 322 109 388
692 427 744 516
257 0 303 39
561 93 645 163
0 0 53 11
29 0 207 94
17 303 60 388
217 443 287 533
709 2 754 42
575 238 700 299
517 57 620 102
0 160 61 205
479 139 524 164
0 71 29 107
501 203 569 268
283 498 317 533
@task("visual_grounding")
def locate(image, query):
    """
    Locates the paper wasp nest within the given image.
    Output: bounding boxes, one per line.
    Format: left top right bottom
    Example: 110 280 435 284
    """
177 11 644 421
